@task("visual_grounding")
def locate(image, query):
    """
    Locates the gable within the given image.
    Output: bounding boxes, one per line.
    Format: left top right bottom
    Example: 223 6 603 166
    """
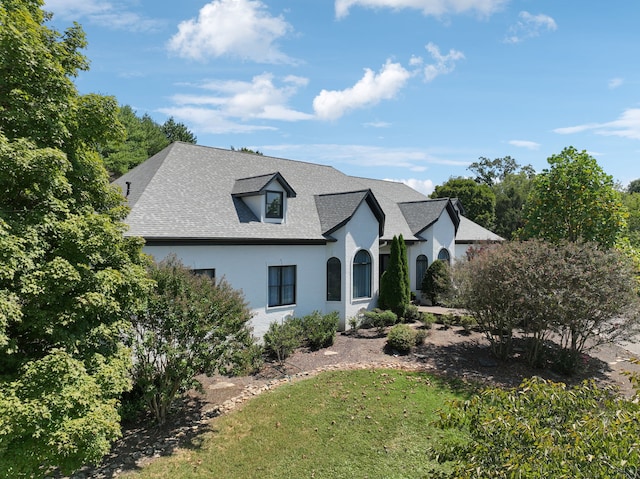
315 189 385 238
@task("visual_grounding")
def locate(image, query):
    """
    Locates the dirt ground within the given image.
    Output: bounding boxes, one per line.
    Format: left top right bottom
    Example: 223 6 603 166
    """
70 322 640 478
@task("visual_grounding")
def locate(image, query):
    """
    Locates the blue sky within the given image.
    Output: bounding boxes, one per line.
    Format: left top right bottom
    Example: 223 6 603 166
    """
44 0 640 194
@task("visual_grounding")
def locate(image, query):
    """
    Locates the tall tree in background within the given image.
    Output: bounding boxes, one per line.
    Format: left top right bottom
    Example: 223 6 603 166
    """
430 177 496 230
519 147 626 248
0 1 150 475
100 107 197 177
468 157 536 239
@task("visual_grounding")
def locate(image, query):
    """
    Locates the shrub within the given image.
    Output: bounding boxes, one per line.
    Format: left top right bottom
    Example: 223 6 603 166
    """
386 324 417 353
434 377 640 478
415 328 429 345
300 311 339 350
421 313 437 329
402 303 423 323
363 308 398 334
454 239 640 370
263 318 304 363
421 260 453 306
131 256 257 424
230 343 265 376
458 315 477 333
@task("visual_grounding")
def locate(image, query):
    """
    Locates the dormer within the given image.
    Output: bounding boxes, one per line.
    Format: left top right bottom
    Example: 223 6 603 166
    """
232 172 296 224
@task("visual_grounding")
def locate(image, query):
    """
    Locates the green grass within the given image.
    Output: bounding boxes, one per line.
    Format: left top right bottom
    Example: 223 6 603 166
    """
123 369 469 479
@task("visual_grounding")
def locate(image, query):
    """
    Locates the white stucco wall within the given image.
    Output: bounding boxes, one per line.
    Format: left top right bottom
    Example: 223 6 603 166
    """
142 198 381 338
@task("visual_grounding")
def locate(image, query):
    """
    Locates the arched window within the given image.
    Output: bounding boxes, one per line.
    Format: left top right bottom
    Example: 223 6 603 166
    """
326 257 341 301
353 250 371 299
416 254 428 290
437 248 450 264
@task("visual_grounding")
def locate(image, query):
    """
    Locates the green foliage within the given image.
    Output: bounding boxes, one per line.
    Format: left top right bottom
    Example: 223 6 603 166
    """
131 256 256 424
421 312 437 329
519 147 627 247
434 377 640 478
379 235 410 316
402 303 423 323
431 177 496 230
0 2 151 473
162 117 197 144
454 240 640 369
363 308 398 334
628 178 640 194
622 192 640 247
299 311 339 350
264 317 304 364
100 106 196 176
386 324 417 353
0 350 125 477
421 260 452 306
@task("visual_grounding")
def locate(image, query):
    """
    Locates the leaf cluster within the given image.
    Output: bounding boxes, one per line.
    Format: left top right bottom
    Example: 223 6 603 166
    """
434 377 640 478
131 255 256 424
454 240 640 371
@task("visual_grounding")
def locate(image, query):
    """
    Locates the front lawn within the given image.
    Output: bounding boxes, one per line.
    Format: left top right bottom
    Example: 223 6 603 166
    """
122 369 469 478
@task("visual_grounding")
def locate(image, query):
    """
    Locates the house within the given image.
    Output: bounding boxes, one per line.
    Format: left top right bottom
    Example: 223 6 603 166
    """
114 142 502 337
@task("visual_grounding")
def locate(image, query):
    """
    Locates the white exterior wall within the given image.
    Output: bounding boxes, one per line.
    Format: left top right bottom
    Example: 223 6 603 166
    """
331 202 380 326
144 243 327 338
142 199 381 338
455 243 472 261
429 210 456 263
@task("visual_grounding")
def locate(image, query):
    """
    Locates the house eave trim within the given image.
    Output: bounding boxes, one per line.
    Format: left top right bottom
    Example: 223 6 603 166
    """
143 237 328 246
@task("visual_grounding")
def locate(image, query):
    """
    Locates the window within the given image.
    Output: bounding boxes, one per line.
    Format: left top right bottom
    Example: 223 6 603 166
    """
265 190 283 219
353 250 371 299
268 265 296 307
416 255 428 290
192 268 215 281
326 257 341 301
437 248 450 264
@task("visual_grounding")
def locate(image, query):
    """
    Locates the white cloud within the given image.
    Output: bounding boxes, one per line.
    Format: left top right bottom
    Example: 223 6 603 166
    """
505 11 557 44
335 0 509 19
44 0 164 32
167 0 293 63
364 121 391 128
157 106 277 134
313 60 411 120
262 144 469 171
415 42 465 82
609 78 624 89
508 140 540 150
554 108 640 140
160 73 312 134
387 178 435 195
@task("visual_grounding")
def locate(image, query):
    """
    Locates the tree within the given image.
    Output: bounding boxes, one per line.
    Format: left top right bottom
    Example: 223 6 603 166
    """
421 260 452 307
431 177 496 230
468 157 536 239
100 107 197 177
454 240 640 370
468 156 534 187
162 116 197 144
622 192 640 247
492 170 534 239
519 147 627 248
0 2 150 475
379 236 410 316
628 178 640 194
131 256 257 424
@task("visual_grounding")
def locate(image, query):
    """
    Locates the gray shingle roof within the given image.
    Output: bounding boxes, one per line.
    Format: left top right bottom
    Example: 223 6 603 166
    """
315 190 385 237
456 216 504 243
113 142 491 244
232 172 296 197
398 199 452 236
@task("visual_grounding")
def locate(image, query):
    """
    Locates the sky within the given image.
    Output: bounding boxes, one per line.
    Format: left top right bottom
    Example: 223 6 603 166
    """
43 0 640 194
